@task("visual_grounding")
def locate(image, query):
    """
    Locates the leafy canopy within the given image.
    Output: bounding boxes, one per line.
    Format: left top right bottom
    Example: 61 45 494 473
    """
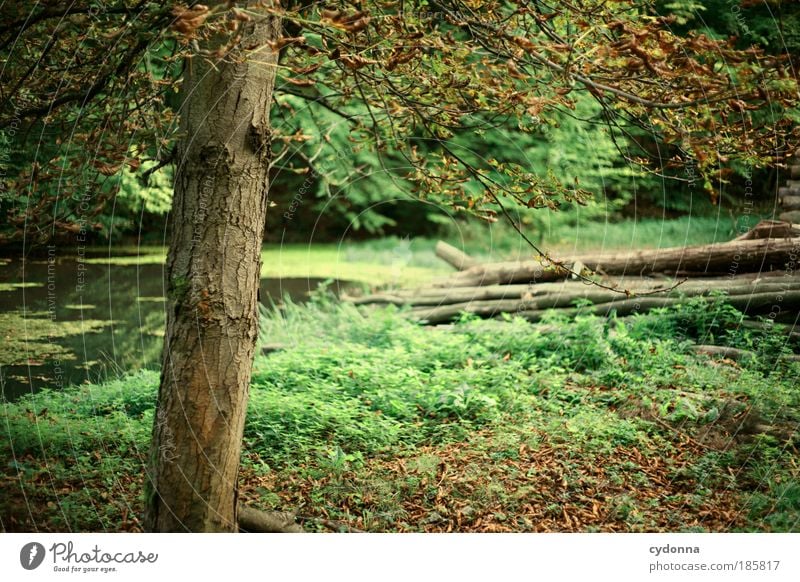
1 0 797 243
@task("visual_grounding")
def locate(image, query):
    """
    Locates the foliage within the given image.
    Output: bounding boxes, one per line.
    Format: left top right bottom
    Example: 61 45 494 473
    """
0 3 179 243
268 93 432 237
2 1 798 244
268 91 648 239
115 164 174 225
271 0 798 225
657 0 800 55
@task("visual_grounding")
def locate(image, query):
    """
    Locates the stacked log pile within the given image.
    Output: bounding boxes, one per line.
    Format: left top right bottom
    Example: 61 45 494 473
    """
349 220 800 325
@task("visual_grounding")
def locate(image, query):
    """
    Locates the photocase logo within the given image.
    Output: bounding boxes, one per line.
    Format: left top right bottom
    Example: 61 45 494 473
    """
20 542 46 570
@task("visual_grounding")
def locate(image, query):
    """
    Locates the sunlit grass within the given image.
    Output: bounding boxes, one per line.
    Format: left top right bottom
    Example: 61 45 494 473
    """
83 247 166 266
259 243 447 286
62 215 760 284
80 243 449 286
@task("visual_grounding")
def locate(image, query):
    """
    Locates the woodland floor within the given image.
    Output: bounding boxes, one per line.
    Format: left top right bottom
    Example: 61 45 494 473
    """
2 297 799 532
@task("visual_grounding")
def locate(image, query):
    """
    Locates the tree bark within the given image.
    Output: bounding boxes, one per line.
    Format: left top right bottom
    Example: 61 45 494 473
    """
145 8 281 532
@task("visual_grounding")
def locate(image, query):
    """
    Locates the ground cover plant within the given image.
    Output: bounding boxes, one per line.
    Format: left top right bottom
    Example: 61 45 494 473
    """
3 295 798 532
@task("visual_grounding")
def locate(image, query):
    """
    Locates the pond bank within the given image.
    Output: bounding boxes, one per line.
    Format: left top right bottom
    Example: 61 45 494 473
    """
0 241 446 400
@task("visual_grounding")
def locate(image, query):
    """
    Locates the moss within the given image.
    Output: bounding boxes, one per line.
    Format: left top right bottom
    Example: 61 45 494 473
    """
0 282 43 292
0 311 113 365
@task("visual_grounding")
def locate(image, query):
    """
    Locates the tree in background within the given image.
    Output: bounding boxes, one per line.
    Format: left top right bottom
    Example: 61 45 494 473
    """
1 1 798 531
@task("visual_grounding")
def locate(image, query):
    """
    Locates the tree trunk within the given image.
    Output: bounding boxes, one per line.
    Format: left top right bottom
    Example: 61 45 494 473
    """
145 8 281 532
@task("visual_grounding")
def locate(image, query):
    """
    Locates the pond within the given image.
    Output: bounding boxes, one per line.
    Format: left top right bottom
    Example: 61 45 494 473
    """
0 249 355 401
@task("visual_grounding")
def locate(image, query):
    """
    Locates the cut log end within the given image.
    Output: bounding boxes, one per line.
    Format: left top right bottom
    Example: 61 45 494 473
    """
779 211 800 224
435 241 478 271
733 220 800 241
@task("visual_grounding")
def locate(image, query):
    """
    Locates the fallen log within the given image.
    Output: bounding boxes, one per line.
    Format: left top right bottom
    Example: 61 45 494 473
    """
435 241 478 270
350 280 650 306
411 288 800 324
510 290 800 324
437 237 800 288
733 220 800 240
349 284 543 306
693 345 755 361
238 506 304 533
434 260 567 287
693 344 800 363
779 196 800 211
780 211 800 223
354 276 800 309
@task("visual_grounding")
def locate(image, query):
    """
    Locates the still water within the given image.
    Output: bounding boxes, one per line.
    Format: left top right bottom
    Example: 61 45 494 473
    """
0 250 352 401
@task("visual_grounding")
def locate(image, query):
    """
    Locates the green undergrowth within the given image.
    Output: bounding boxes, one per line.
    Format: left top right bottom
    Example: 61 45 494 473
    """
2 296 799 532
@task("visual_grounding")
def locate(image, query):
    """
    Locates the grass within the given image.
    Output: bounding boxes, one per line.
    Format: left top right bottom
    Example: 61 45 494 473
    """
2 296 798 532
79 242 446 287
74 215 748 285
259 243 445 286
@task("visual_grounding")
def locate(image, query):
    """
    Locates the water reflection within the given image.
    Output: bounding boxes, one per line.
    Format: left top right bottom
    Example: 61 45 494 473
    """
0 251 353 400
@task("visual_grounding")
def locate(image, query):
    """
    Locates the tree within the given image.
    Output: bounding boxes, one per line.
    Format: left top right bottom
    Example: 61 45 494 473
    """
1 1 798 532
143 4 281 532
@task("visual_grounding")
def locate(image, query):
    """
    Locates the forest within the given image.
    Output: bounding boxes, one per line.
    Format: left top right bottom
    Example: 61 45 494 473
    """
1 0 800 535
